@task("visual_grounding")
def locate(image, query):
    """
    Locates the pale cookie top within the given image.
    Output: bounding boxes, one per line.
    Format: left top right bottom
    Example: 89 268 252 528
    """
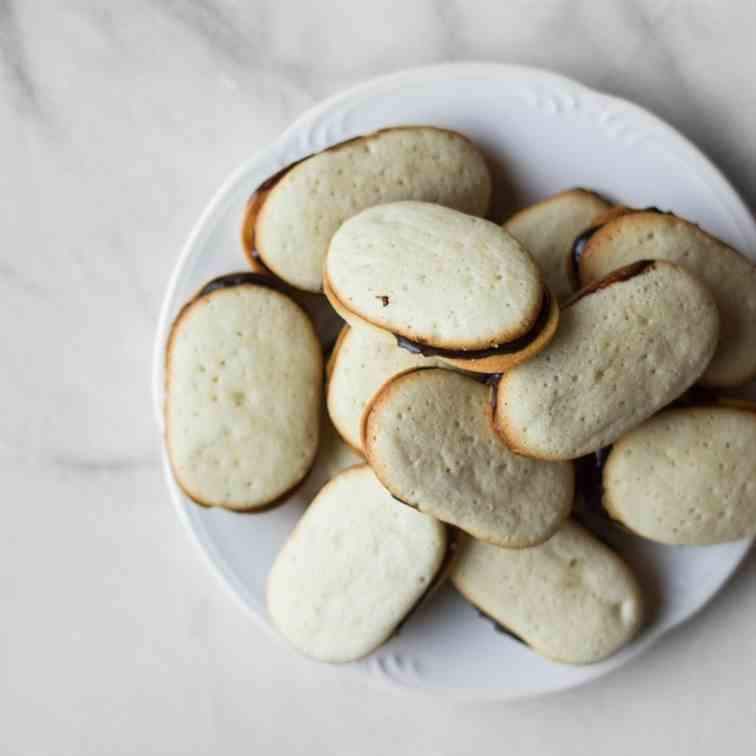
255 127 491 291
364 369 573 547
166 283 322 509
267 466 447 663
326 202 544 349
496 262 719 459
327 326 446 452
505 188 610 302
604 405 756 545
451 521 643 664
580 211 756 386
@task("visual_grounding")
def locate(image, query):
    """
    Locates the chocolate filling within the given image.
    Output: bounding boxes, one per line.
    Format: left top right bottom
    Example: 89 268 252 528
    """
672 385 721 408
569 206 667 286
395 290 552 360
569 225 602 284
475 609 527 645
487 373 503 414
197 272 292 298
575 446 612 517
391 493 414 508
572 446 639 537
565 259 656 308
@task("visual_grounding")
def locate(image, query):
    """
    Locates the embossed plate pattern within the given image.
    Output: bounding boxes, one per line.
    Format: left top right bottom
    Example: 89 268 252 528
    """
153 64 755 700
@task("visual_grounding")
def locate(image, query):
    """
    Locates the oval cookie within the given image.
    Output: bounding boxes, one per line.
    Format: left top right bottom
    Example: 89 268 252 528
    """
495 261 720 460
267 465 448 663
250 126 492 291
504 188 610 302
165 274 323 510
325 201 558 373
326 325 446 452
451 521 643 664
364 369 573 548
579 210 756 386
604 403 756 544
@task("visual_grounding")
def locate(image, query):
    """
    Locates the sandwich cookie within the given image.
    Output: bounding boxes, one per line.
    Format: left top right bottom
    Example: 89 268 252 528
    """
326 325 447 452
451 521 644 664
246 126 492 292
578 210 756 386
267 465 449 663
165 273 323 510
325 202 559 374
495 261 720 460
364 369 574 548
603 402 756 545
504 188 611 302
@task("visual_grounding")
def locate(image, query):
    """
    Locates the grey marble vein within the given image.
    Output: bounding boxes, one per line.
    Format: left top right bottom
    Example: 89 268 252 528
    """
50 452 158 474
432 0 465 61
148 0 318 108
151 0 260 67
0 0 46 121
0 260 50 298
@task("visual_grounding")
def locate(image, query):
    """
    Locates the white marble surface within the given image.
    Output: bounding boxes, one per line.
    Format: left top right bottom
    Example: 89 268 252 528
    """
2 1 755 754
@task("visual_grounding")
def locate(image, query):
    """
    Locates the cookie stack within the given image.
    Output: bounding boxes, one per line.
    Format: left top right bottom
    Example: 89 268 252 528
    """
164 126 756 666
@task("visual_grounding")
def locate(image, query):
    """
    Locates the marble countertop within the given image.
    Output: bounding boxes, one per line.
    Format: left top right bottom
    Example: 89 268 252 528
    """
2 1 755 754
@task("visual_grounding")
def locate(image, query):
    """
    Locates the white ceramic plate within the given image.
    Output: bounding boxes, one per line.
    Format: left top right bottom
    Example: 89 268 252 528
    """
153 63 755 700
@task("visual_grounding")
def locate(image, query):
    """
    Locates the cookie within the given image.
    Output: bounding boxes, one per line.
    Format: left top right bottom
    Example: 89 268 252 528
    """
495 261 720 460
364 369 573 548
578 210 756 386
325 201 559 374
504 188 610 302
247 126 492 292
267 465 449 662
326 325 446 452
165 274 323 510
603 402 756 544
451 521 644 664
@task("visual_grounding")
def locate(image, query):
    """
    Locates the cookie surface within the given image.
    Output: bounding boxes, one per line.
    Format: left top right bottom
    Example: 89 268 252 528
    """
604 403 756 544
253 127 492 291
326 325 446 452
504 188 610 302
364 369 573 547
579 211 756 386
325 201 545 350
452 521 643 664
165 276 323 510
495 261 720 460
267 465 447 663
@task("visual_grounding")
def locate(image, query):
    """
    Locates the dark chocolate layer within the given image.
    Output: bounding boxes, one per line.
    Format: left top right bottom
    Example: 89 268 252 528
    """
391 493 415 508
475 609 527 645
575 446 612 517
396 290 552 360
565 259 655 308
198 272 291 298
569 206 667 286
570 225 602 284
